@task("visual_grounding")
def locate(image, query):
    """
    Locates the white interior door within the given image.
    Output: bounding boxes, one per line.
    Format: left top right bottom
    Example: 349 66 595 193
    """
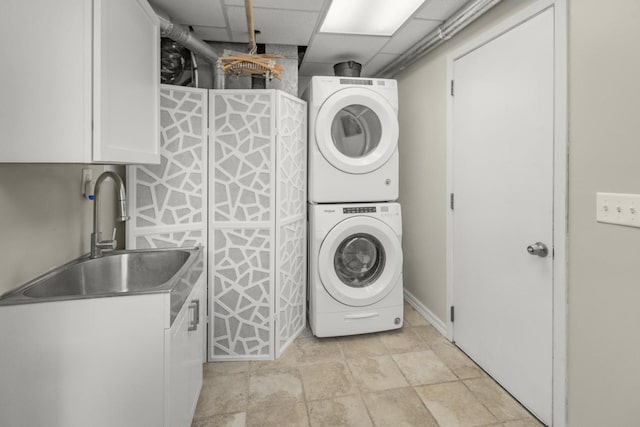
451 9 554 424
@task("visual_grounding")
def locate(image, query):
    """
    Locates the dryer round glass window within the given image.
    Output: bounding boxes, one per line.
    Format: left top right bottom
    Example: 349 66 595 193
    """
315 87 399 175
334 233 386 288
330 105 382 158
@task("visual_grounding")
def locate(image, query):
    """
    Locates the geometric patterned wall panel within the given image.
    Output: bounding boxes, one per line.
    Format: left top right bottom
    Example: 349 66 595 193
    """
135 230 203 249
209 90 306 360
212 228 272 357
277 218 306 352
133 88 206 229
211 92 273 223
278 93 307 220
127 85 207 252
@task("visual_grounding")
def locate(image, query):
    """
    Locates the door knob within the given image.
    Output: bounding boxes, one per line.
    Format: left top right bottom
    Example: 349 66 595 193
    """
527 242 548 257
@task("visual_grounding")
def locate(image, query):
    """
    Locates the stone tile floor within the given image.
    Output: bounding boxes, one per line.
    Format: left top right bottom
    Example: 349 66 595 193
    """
192 303 543 427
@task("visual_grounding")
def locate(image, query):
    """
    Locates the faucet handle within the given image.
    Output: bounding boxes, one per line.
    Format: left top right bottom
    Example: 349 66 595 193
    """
111 227 117 241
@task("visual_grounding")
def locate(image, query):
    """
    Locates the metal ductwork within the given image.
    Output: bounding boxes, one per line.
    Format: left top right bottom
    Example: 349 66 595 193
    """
154 7 218 63
377 0 502 78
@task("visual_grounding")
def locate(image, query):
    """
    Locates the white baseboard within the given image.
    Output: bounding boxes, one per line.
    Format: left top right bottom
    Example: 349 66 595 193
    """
403 289 448 339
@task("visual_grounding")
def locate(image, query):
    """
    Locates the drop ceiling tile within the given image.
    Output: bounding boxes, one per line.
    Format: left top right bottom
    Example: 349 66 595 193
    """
224 0 325 11
192 26 232 42
415 0 468 21
298 62 335 77
227 6 319 45
149 0 226 27
362 53 400 77
304 33 390 64
381 19 441 54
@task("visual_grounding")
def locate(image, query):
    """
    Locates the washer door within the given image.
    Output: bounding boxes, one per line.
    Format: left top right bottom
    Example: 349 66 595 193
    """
319 216 402 307
316 87 398 174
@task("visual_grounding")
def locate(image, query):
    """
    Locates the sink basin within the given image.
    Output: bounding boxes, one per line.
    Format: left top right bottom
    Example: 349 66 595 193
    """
0 247 203 315
23 250 191 298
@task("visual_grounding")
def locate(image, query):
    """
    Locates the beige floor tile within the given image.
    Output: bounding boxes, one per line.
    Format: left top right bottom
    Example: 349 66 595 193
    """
193 373 249 419
248 367 304 409
338 333 389 359
363 387 439 426
347 355 408 392
379 327 431 354
412 324 451 348
392 350 457 385
464 377 532 422
416 381 497 427
404 303 430 327
298 326 313 338
191 412 246 427
307 395 373 427
502 418 544 427
431 341 485 379
204 361 250 381
300 360 357 401
295 336 343 365
250 342 302 372
246 402 309 427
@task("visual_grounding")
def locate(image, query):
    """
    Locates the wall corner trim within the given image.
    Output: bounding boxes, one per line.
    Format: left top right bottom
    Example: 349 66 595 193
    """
403 289 448 337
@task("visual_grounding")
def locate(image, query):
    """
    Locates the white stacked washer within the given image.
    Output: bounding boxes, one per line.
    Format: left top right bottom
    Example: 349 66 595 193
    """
305 76 404 337
308 203 404 337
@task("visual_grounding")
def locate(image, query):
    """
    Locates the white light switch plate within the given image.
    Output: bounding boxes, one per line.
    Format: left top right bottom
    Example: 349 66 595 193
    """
596 192 640 227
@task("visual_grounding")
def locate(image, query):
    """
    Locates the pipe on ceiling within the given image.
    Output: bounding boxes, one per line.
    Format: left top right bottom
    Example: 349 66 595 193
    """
376 0 502 78
154 7 219 63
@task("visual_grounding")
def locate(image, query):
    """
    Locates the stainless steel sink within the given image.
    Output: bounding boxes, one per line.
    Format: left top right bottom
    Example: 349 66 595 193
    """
23 250 191 298
0 247 203 315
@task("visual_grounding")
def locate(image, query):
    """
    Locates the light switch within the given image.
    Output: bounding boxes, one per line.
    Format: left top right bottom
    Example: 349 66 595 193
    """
596 192 640 227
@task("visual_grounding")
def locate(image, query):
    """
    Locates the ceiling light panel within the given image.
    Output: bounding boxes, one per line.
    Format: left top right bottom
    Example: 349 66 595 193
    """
320 0 425 36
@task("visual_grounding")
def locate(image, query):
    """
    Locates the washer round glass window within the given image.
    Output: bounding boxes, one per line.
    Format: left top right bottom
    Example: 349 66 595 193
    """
331 104 382 158
334 233 386 288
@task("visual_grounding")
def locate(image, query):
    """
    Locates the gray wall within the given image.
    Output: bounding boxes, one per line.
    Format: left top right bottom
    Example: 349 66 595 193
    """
397 0 640 424
0 164 123 295
567 0 640 424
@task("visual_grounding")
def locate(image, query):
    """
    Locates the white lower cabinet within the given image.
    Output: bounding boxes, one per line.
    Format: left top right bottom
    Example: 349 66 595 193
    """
0 272 205 427
166 278 206 426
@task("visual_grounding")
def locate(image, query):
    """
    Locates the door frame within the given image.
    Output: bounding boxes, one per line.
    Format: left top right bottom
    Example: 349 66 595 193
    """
445 1 567 426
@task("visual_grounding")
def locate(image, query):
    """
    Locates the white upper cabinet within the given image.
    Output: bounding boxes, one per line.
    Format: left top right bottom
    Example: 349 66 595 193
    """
0 0 160 164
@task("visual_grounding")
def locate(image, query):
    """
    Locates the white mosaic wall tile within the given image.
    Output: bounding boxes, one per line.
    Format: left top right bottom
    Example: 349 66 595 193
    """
277 218 306 352
211 93 273 223
210 91 306 360
135 230 203 249
212 228 272 356
278 93 307 220
132 88 206 231
127 84 208 292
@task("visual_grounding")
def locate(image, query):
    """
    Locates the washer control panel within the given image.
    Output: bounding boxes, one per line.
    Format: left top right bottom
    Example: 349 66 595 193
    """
343 206 376 214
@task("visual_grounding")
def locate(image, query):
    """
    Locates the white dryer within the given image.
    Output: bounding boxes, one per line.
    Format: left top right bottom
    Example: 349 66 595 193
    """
305 76 399 203
308 202 404 337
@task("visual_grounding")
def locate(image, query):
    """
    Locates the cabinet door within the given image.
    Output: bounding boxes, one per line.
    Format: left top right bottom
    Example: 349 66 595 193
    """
166 277 205 426
0 0 92 162
93 0 160 164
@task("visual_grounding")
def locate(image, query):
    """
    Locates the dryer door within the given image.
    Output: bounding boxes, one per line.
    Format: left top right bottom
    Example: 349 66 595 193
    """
319 216 402 307
316 87 398 174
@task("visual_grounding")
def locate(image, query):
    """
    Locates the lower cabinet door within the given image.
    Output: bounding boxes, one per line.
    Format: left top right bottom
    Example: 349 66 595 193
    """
166 278 205 426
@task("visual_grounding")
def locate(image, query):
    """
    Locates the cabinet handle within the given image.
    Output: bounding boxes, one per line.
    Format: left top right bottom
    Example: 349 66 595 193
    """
188 300 200 331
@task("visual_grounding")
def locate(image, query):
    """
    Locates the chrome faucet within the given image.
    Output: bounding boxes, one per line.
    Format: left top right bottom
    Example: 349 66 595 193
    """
90 171 130 258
